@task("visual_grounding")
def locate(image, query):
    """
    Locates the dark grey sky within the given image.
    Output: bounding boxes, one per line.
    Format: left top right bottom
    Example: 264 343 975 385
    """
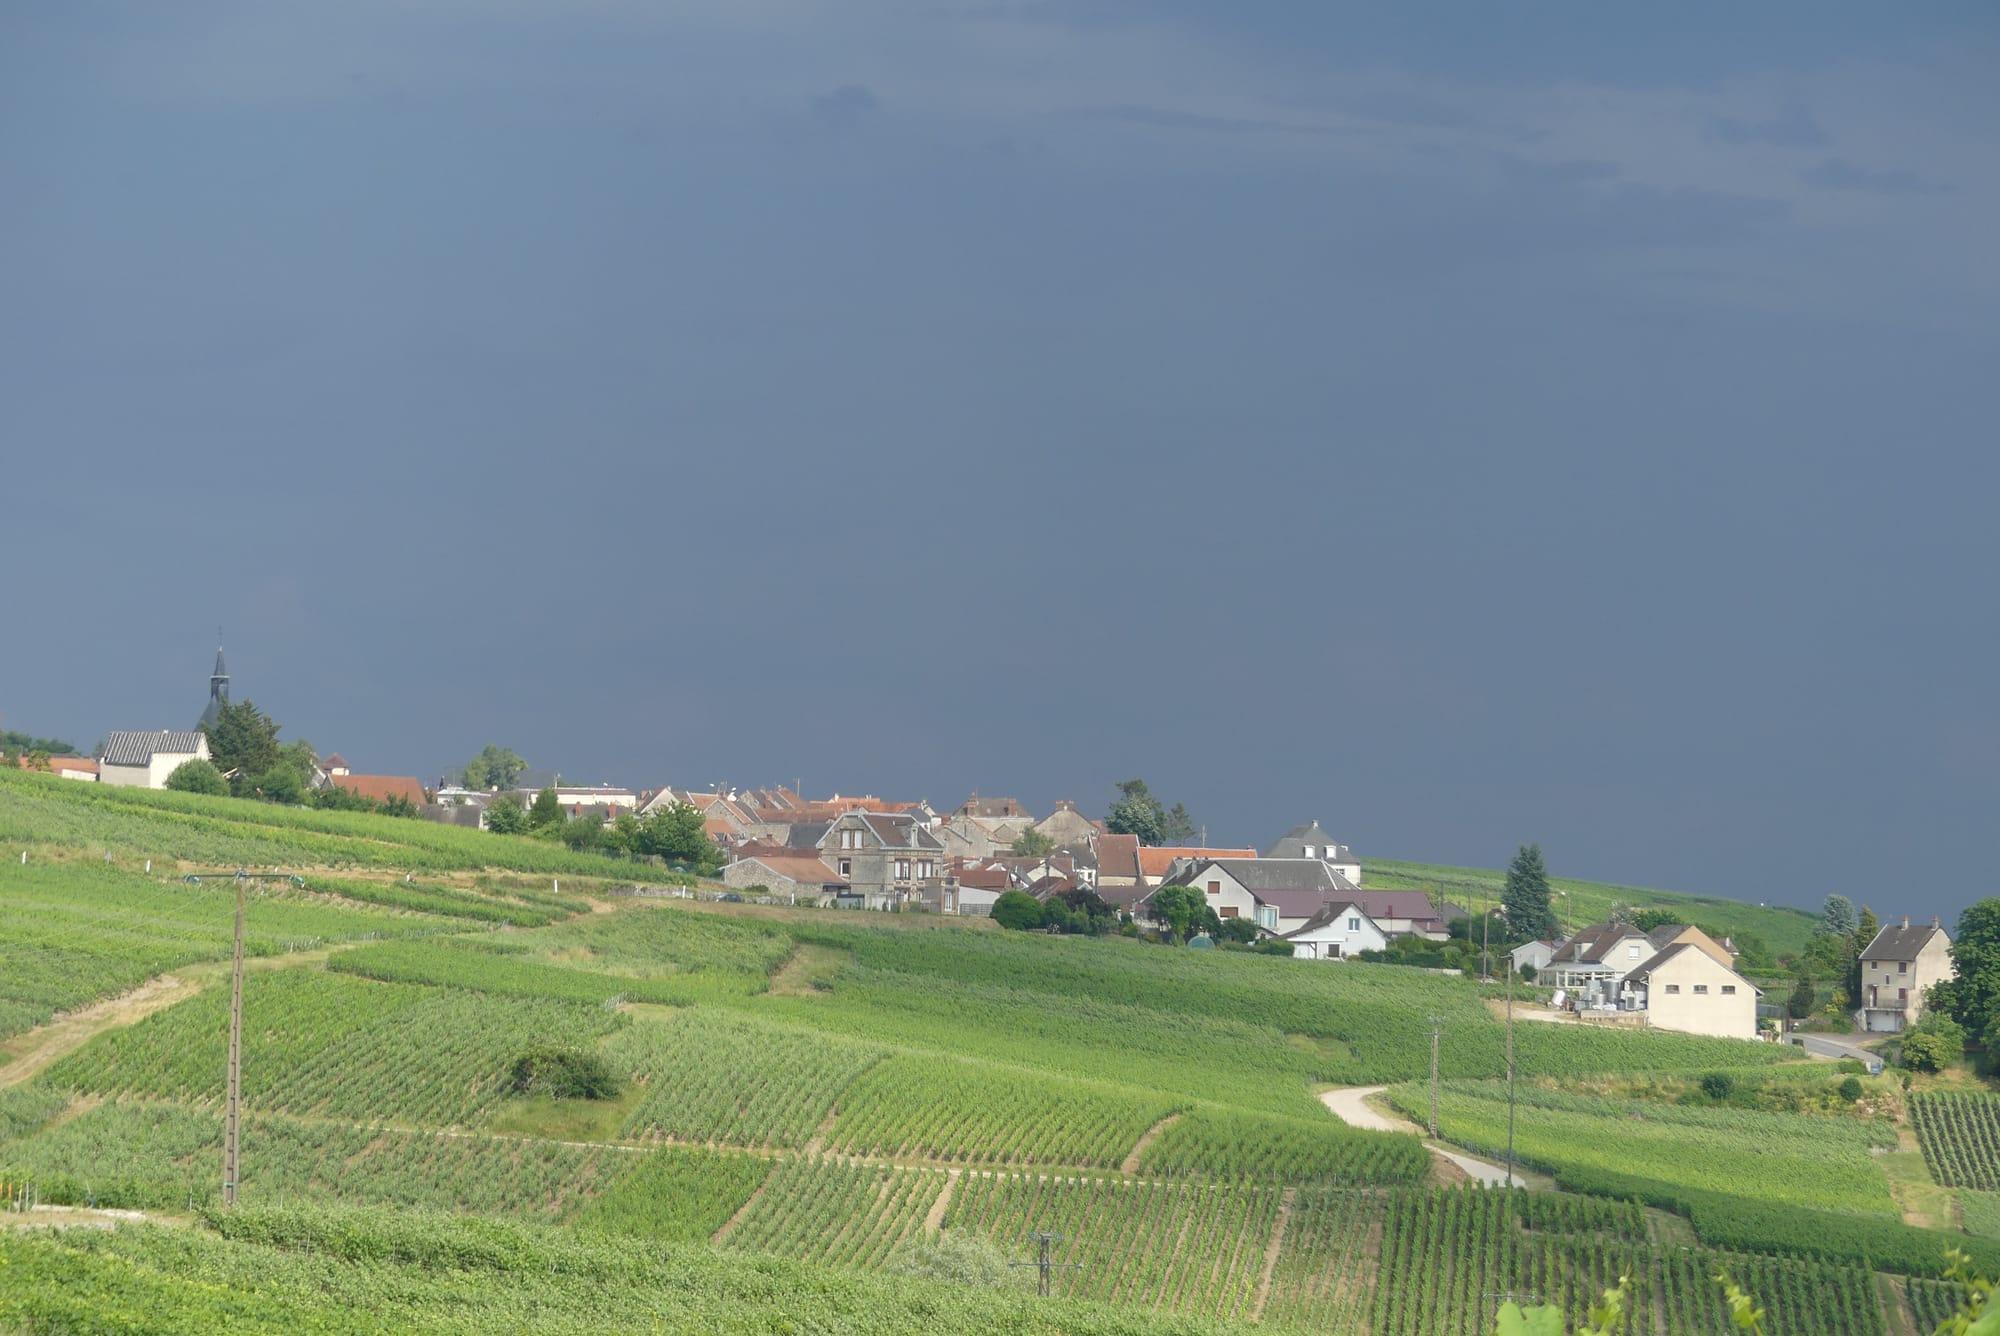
5 3 1996 918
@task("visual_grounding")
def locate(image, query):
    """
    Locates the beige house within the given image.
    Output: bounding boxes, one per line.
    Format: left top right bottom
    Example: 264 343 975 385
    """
1624 942 1760 1040
99 731 212 789
1859 917 1955 1033
721 853 847 903
1031 800 1099 849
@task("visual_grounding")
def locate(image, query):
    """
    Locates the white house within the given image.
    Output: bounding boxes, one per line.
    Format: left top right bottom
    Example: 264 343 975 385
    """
1544 923 1658 1007
1153 858 1362 933
1281 902 1388 961
99 731 211 789
1509 939 1562 977
1622 943 1761 1040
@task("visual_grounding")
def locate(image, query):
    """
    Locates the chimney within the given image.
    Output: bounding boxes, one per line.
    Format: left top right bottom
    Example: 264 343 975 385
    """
1933 915 1941 928
1903 915 1910 929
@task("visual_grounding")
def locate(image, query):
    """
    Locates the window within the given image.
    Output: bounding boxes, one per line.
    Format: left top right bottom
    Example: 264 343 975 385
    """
1628 944 1642 959
1301 846 1316 858
1899 988 1909 1002
1219 906 1239 918
1721 985 1736 995
838 859 851 877
1664 984 1680 994
1348 917 1360 932
918 861 933 879
1693 984 1709 994
895 860 911 881
1207 881 1221 896
1899 961 1908 974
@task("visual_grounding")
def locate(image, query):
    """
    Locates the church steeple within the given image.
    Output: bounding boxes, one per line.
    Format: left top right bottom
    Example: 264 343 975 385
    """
201 637 230 730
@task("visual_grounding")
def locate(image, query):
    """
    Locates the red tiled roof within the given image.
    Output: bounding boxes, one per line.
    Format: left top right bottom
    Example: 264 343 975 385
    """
1095 834 1141 879
1136 846 1258 880
9 755 98 775
737 854 843 886
330 774 428 805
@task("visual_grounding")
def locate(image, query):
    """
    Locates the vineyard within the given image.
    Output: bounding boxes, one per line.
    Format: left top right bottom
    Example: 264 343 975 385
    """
1912 1091 2000 1190
828 1054 1180 1168
946 1172 1283 1320
607 1010 884 1148
3 774 1993 1333
1392 1077 1902 1215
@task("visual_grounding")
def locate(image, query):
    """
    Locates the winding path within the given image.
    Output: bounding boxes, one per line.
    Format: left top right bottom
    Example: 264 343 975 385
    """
1317 1086 1533 1189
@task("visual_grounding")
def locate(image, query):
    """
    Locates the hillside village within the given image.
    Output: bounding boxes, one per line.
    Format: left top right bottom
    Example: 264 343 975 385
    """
4 649 1956 1049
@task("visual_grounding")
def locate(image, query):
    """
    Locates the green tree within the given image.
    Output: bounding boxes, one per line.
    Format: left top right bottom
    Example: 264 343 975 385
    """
1819 894 1858 937
1215 916 1260 944
1931 900 2000 1040
463 745 528 791
1847 905 1880 1006
1 730 79 756
1010 827 1056 859
1150 884 1208 942
1902 1011 1966 1074
485 792 529 834
1501 843 1559 942
1106 779 1164 845
528 787 564 830
604 812 642 856
314 783 377 812
990 890 1045 931
276 738 319 787
164 758 228 796
378 794 422 819
1161 802 1198 844
203 698 282 777
1787 972 1816 1020
252 766 304 806
633 801 722 872
559 814 605 850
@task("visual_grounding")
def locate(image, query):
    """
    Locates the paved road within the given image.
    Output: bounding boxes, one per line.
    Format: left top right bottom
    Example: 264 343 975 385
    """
1794 1034 1885 1073
1317 1087 1530 1189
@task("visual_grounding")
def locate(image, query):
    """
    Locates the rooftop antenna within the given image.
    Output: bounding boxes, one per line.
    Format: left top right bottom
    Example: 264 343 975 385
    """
1010 1231 1083 1298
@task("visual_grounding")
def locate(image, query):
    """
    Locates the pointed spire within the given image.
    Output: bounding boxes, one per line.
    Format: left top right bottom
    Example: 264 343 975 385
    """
201 635 231 730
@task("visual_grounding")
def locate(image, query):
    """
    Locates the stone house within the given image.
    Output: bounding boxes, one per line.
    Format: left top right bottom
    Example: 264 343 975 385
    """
99 731 212 789
1859 917 1955 1033
1508 939 1562 977
1031 800 1100 849
722 853 849 904
818 812 946 910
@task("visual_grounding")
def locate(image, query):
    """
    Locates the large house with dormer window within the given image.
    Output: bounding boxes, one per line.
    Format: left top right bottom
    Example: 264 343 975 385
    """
818 812 946 910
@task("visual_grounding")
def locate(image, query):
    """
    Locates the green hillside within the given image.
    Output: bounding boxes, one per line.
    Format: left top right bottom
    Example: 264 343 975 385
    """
0 770 1983 1334
1368 856 1819 958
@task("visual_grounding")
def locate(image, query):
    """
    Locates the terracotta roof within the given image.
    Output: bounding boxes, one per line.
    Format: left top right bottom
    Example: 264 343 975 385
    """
330 774 428 805
734 854 844 887
1137 846 1258 880
8 755 98 775
1095 834 1141 879
951 867 1012 891
323 753 349 768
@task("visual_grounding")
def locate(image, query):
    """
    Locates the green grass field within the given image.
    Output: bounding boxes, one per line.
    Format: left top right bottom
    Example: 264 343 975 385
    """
0 771 1987 1333
1367 856 1819 957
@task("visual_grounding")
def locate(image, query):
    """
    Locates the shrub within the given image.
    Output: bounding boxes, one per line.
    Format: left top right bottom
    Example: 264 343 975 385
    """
1839 1076 1864 1101
1904 1014 1967 1074
508 1047 622 1100
164 758 228 796
885 1231 1011 1287
1699 1072 1736 1101
990 891 1045 931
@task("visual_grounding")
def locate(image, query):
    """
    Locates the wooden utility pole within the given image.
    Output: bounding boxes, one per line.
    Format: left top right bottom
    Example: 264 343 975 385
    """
223 874 245 1207
1427 1016 1445 1138
1505 975 1517 1189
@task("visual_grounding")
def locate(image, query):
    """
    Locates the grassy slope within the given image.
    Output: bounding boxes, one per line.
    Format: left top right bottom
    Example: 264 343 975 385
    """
1367 856 1818 957
3 774 1967 1330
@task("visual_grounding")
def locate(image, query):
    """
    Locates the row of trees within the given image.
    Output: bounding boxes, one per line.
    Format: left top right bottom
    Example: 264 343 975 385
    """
486 786 722 872
0 729 81 772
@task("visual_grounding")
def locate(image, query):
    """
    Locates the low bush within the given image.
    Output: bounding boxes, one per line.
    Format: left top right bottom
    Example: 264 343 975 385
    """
508 1047 621 1101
